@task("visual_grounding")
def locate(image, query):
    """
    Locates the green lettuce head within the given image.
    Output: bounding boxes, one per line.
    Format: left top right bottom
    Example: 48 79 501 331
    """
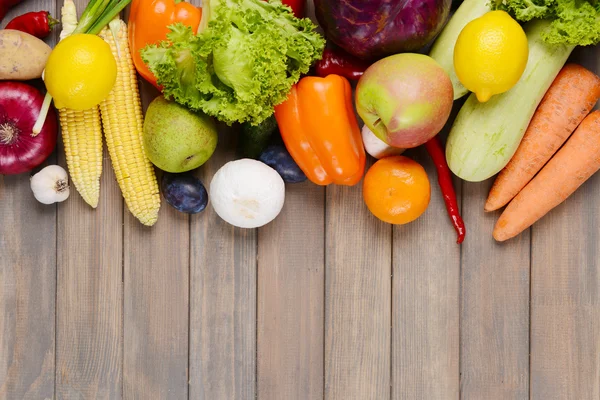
141 0 325 126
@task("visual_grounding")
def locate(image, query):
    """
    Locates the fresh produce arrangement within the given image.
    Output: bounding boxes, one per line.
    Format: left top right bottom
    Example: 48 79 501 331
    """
2 0 600 243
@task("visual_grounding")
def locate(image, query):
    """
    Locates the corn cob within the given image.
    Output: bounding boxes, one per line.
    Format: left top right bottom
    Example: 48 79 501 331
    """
59 108 103 207
57 0 103 208
98 19 160 226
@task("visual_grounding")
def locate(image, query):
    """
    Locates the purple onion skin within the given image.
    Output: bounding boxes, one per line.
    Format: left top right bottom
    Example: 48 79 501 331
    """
314 0 452 60
0 82 58 175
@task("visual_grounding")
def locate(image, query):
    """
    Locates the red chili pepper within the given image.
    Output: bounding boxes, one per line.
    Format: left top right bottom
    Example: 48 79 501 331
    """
0 0 24 23
5 11 58 39
315 47 372 81
424 135 466 244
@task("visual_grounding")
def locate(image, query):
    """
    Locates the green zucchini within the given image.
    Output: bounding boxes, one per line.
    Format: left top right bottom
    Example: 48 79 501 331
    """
429 0 491 100
446 20 574 182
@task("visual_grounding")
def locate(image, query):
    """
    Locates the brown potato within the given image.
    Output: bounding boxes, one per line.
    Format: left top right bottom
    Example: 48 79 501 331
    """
0 29 52 80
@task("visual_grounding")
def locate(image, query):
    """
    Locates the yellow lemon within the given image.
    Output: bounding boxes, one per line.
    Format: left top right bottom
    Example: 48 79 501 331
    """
454 10 528 102
44 34 117 110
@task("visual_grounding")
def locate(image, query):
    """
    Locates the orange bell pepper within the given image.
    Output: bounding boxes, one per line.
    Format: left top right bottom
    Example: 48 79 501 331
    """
274 75 366 186
128 0 202 89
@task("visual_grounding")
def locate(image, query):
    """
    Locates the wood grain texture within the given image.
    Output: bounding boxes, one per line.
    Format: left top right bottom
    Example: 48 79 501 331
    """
189 127 257 400
325 165 392 400
122 83 190 400
530 49 600 400
257 182 325 400
0 169 56 400
392 146 460 400
0 2 57 398
460 180 530 400
55 144 124 400
54 1 123 398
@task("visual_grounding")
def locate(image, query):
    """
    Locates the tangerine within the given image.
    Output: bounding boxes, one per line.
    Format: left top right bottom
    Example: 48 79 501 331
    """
363 156 430 225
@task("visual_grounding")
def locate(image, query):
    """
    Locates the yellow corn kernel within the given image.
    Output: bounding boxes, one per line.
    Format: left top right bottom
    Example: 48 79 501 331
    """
99 19 160 226
59 106 103 208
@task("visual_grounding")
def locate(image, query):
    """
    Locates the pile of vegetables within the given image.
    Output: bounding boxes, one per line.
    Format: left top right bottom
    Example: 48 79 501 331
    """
440 0 600 182
3 0 600 244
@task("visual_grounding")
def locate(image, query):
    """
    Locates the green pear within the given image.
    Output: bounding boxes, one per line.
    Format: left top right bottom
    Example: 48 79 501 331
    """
143 96 218 173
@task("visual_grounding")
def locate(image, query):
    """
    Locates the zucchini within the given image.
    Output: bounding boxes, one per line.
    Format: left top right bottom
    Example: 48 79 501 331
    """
429 0 491 100
446 20 574 182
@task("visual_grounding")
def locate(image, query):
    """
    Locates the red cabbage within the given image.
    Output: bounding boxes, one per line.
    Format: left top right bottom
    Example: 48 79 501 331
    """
314 0 452 60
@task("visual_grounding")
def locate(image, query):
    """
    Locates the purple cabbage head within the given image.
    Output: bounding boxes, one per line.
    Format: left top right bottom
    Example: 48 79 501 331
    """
313 0 452 60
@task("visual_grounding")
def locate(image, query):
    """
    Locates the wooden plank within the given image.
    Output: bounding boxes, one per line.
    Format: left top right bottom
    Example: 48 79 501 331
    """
325 164 392 400
53 0 123 397
0 173 56 400
0 1 57 398
529 50 600 400
55 143 124 399
122 84 190 399
188 127 256 400
392 146 460 400
257 182 325 400
460 180 530 400
0 155 57 400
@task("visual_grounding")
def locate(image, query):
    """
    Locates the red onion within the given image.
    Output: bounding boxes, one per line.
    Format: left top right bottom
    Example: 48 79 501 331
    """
0 81 58 175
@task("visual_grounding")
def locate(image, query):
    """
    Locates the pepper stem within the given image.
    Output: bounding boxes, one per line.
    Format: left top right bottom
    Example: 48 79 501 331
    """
32 92 53 136
47 13 60 30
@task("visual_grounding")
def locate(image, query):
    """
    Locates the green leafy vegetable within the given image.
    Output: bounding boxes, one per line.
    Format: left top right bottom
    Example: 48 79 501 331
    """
141 0 325 126
492 0 600 45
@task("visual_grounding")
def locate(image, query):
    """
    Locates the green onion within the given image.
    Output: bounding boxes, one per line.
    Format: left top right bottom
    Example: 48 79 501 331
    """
72 0 132 35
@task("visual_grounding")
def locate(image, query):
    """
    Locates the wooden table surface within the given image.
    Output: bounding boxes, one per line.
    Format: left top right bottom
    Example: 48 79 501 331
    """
1 0 599 399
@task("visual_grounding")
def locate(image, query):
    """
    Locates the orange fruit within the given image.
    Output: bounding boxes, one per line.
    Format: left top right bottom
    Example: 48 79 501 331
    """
363 156 431 224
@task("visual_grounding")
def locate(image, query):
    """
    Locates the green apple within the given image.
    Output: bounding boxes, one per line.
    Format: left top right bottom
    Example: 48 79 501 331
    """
143 96 218 173
355 53 454 149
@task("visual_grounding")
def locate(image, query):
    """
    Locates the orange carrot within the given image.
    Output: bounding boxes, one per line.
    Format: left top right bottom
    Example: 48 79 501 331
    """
494 111 600 242
485 64 600 212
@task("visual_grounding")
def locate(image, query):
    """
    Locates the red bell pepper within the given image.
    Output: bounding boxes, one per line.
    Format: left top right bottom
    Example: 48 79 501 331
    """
263 0 305 18
5 11 58 39
282 0 305 18
315 46 371 81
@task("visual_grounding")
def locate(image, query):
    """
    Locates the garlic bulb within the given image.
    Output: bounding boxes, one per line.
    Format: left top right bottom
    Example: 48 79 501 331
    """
30 165 70 204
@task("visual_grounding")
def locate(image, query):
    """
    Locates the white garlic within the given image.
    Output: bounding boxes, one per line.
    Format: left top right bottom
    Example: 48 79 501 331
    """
30 165 70 205
362 124 405 160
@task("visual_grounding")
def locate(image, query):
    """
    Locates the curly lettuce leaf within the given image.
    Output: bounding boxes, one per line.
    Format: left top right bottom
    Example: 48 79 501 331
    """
492 0 600 45
141 0 325 126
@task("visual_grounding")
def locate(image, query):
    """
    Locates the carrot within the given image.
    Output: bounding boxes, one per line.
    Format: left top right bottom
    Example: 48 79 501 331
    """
485 63 600 212
493 111 600 242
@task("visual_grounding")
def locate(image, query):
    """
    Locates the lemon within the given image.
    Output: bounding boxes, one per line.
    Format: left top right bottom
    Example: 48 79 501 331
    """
44 34 117 110
454 10 528 102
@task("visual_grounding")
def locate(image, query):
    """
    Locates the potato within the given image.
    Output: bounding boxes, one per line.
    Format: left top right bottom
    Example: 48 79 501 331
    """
0 29 52 80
